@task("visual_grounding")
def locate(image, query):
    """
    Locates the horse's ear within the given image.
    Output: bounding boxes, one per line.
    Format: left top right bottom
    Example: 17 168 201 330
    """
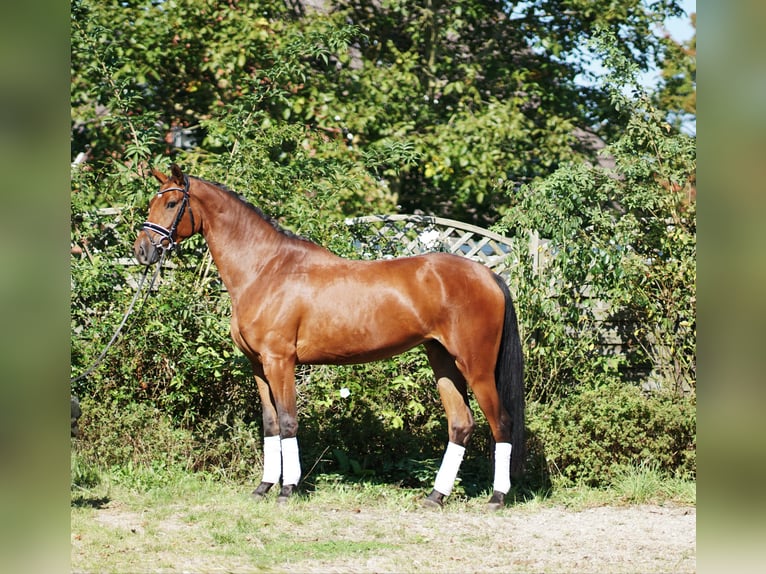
170 163 185 184
151 168 168 184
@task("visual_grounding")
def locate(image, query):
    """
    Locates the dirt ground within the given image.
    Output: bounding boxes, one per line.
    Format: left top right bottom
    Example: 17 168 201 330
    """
81 501 696 573
288 504 696 573
416 503 697 574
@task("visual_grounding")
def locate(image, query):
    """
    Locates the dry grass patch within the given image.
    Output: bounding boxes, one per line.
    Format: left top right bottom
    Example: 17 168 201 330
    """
72 473 695 573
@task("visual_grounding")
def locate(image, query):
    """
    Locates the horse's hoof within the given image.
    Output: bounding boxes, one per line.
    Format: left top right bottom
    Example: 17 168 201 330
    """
421 498 442 510
421 489 445 510
487 490 505 511
276 484 295 504
252 481 274 499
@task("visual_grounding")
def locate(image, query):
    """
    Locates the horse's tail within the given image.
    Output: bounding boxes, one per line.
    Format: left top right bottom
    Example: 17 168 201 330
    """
492 274 525 479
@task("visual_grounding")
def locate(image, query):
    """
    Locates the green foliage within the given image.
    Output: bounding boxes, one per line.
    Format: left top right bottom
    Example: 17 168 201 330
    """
496 28 696 399
609 461 695 505
294 351 454 487
70 2 694 491
71 450 102 492
71 0 687 224
72 396 265 487
528 382 696 487
654 12 696 133
73 398 196 479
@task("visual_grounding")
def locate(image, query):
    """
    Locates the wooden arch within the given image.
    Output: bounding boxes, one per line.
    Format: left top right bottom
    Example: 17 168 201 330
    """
345 214 515 277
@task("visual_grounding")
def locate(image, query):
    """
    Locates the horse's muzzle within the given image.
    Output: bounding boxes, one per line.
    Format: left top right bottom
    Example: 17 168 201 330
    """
134 232 161 266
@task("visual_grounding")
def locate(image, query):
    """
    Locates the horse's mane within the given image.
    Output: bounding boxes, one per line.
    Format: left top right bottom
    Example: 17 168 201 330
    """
194 176 309 243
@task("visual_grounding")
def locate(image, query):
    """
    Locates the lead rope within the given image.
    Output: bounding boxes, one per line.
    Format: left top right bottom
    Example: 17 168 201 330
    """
70 250 168 384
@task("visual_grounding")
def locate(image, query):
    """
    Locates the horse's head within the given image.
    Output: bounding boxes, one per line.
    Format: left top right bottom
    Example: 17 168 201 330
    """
134 164 199 265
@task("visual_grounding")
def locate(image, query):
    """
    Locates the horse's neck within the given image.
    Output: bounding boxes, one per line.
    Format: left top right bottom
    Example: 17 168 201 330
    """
194 183 287 294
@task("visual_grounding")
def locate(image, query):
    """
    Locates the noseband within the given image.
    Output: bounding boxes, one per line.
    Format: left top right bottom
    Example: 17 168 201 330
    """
141 175 195 254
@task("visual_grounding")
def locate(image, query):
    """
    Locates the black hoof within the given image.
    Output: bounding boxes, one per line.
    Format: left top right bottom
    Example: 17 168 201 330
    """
277 484 296 504
487 490 505 511
421 489 445 509
252 481 274 498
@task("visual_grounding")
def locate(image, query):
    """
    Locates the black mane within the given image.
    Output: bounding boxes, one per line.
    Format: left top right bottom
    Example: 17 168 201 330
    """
194 176 309 242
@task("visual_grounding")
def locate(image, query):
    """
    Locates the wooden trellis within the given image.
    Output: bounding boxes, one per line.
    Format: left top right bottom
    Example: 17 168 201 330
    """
345 214 517 277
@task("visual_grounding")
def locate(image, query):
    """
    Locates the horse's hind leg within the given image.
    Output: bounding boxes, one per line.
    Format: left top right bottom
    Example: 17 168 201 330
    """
465 368 513 510
422 341 475 508
446 338 513 510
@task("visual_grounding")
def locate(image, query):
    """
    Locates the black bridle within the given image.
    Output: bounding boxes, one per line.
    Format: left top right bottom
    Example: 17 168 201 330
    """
141 174 195 254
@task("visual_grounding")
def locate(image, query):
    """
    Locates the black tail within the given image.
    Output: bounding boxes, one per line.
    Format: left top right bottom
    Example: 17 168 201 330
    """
492 274 525 479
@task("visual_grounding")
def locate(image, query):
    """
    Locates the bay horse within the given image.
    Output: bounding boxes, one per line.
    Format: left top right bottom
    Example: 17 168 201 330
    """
134 164 525 510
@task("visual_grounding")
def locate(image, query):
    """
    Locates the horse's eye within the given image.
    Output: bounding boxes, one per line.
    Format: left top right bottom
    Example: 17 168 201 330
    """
167 201 178 209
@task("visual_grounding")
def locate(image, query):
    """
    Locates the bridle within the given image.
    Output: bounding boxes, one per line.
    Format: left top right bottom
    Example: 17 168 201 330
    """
141 174 196 254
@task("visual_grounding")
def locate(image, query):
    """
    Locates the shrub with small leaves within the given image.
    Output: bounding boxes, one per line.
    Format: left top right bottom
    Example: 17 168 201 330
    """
528 382 695 487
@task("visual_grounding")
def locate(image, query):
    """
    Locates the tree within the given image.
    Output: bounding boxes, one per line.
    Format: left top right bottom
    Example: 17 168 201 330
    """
654 11 696 134
71 0 687 223
496 28 695 398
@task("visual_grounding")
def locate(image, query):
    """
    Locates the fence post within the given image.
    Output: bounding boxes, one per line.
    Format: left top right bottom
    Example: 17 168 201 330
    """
528 230 540 277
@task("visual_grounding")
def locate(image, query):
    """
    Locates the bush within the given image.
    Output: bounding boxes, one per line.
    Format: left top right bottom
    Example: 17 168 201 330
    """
73 396 266 486
527 382 696 487
73 398 198 471
294 353 455 487
496 29 696 399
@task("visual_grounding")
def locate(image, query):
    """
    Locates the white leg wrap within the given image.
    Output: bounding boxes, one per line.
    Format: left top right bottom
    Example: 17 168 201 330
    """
261 435 282 484
280 437 301 486
433 442 466 497
493 442 513 494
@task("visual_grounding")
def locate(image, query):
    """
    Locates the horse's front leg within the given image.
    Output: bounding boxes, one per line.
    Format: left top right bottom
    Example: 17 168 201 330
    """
254 355 301 503
252 363 282 499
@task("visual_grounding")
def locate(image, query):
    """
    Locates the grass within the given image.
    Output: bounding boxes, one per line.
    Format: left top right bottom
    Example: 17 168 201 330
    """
71 454 695 573
610 462 696 505
509 463 696 511
72 473 415 572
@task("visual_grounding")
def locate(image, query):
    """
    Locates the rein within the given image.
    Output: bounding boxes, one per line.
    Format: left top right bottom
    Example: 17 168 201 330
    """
72 177 195 384
70 183 192 383
70 250 169 383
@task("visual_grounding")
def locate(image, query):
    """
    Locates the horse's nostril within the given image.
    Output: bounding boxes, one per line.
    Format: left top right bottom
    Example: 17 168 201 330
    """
135 239 150 265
